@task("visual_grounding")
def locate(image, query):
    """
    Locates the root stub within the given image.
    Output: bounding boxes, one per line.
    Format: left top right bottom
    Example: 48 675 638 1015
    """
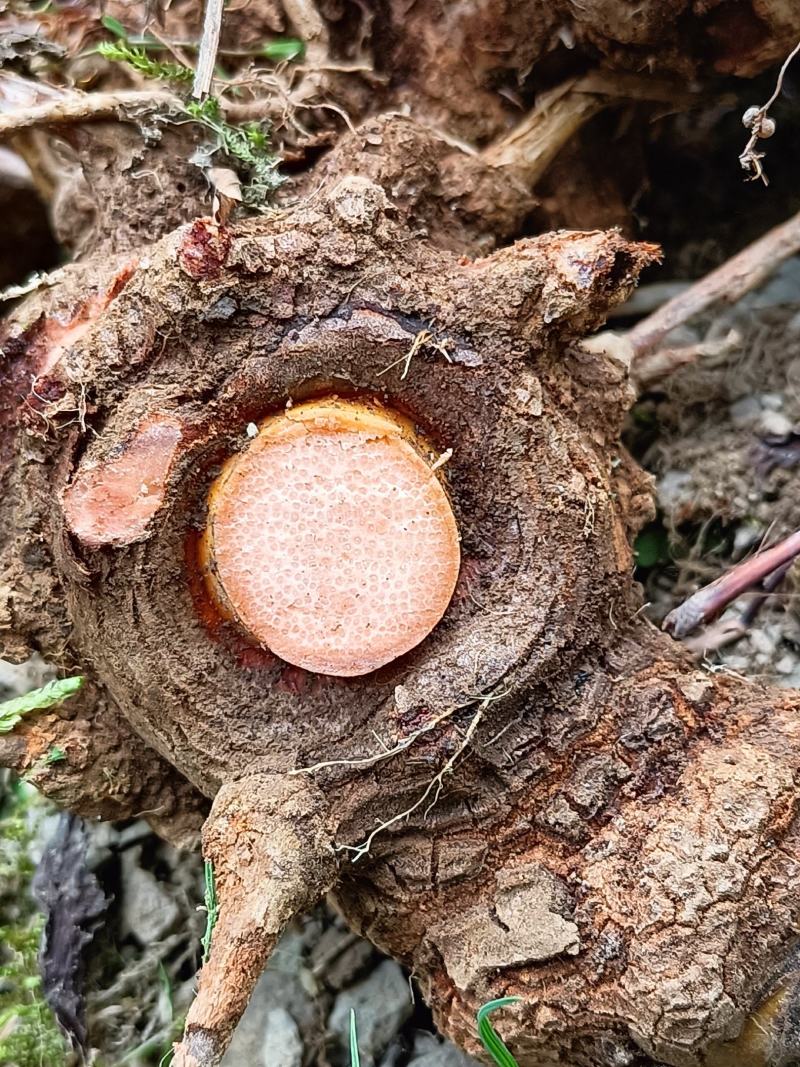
202 397 461 676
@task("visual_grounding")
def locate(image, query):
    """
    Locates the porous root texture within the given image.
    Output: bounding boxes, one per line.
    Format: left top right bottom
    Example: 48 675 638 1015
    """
202 397 461 676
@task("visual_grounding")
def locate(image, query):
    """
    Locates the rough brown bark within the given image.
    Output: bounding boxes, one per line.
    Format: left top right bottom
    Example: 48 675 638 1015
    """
333 621 800 1066
174 775 335 1066
2 4 800 1064
3 125 798 1063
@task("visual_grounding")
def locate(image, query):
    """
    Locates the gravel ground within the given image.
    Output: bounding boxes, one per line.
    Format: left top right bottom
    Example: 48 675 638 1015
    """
633 256 800 690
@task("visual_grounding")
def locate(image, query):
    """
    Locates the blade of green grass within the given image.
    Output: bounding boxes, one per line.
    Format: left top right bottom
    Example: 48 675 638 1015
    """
201 859 218 964
101 14 128 38
477 997 521 1067
262 38 304 61
0 676 84 734
349 1008 360 1066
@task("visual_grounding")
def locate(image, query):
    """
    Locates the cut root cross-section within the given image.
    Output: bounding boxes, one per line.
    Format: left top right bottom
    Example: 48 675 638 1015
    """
202 397 461 676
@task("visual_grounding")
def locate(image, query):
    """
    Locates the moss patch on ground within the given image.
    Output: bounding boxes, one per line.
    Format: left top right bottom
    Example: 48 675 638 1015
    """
0 777 67 1067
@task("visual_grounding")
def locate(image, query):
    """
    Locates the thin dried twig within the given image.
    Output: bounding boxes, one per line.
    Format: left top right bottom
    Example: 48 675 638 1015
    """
739 40 800 184
627 206 800 361
0 89 179 139
663 530 800 638
685 560 792 657
192 0 225 100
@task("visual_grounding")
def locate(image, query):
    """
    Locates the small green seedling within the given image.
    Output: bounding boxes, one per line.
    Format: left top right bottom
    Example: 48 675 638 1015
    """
97 22 283 210
477 997 521 1067
96 40 194 83
0 676 84 734
184 97 282 207
201 859 219 964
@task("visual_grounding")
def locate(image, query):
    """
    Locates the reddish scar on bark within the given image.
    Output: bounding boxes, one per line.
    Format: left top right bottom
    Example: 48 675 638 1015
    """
63 415 183 548
36 259 138 377
177 218 231 279
201 397 461 677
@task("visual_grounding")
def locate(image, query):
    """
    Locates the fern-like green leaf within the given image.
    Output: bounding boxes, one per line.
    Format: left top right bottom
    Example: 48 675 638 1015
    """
185 97 282 208
0 676 84 734
97 40 193 84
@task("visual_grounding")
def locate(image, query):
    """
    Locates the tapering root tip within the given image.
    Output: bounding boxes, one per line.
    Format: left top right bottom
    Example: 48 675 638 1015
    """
172 774 335 1067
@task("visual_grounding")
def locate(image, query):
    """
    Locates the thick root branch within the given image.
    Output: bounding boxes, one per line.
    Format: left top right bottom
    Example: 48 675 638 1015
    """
172 774 335 1067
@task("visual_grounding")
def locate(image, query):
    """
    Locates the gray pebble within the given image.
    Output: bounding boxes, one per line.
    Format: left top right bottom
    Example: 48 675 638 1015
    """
262 1007 303 1067
408 1031 482 1066
120 848 181 945
329 959 413 1062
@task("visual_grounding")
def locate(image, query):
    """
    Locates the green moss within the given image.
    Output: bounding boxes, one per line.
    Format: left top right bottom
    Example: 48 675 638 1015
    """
0 781 67 1066
0 922 67 1066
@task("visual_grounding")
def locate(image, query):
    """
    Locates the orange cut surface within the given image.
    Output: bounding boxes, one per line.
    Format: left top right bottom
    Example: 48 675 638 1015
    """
202 398 460 676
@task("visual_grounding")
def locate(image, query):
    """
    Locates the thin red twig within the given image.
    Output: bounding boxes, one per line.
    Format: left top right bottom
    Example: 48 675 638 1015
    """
683 559 793 656
663 531 800 638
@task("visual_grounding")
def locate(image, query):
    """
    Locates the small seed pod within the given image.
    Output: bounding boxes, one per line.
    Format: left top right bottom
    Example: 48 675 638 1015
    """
757 115 777 138
742 105 760 129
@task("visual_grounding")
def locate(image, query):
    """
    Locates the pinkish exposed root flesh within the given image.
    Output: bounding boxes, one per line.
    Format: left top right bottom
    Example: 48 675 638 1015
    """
202 397 461 677
63 414 183 547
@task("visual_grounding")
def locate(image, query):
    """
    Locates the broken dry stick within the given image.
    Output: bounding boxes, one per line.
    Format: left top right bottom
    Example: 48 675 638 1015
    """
628 206 800 360
663 530 800 638
482 85 605 185
201 397 460 676
483 72 706 188
192 0 225 101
